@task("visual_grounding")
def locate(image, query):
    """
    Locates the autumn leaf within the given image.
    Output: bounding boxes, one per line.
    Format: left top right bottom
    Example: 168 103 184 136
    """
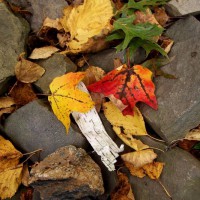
184 129 200 141
0 136 23 199
29 46 59 59
0 165 23 199
121 149 157 168
15 56 45 83
88 64 157 115
125 161 164 179
48 72 94 132
0 97 16 118
111 172 135 200
60 0 113 53
153 7 169 27
43 17 63 30
142 162 164 179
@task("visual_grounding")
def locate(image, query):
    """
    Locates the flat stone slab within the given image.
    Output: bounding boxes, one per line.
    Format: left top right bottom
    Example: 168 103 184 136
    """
166 0 200 16
35 54 77 93
165 16 200 43
0 1 29 94
4 100 90 161
141 36 200 143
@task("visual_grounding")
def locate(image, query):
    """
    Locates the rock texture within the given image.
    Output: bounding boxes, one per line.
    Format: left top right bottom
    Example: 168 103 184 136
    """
87 48 146 72
141 17 200 143
4 100 90 161
35 54 77 93
166 0 200 16
29 145 104 200
0 1 29 94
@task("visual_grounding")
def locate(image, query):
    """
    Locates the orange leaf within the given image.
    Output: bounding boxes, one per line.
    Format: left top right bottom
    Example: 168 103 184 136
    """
48 72 94 132
124 162 146 178
88 64 157 115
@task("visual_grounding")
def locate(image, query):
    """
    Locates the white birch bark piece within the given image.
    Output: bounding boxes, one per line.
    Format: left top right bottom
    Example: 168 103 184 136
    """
72 82 124 171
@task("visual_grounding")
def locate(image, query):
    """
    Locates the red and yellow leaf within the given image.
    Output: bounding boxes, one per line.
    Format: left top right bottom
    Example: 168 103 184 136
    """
88 64 157 115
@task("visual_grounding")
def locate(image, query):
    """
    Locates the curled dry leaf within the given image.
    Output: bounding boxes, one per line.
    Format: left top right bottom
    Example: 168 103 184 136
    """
15 57 45 83
43 17 63 30
48 72 94 132
121 149 157 168
10 82 37 106
0 97 15 117
160 38 174 54
154 7 169 27
29 46 59 59
184 129 200 141
111 172 135 200
88 64 157 115
0 136 23 199
60 0 113 53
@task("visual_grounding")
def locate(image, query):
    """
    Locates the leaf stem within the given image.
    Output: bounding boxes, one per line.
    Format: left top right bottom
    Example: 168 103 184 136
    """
157 179 172 199
126 48 131 68
147 134 166 143
149 147 165 153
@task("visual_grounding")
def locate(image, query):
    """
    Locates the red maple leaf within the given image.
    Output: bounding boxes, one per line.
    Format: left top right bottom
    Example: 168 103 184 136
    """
87 65 158 115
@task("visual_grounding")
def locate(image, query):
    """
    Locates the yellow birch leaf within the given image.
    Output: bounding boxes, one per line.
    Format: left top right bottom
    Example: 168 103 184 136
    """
142 162 164 180
60 0 113 53
48 72 94 132
124 161 146 178
0 165 23 199
121 149 157 168
0 136 22 171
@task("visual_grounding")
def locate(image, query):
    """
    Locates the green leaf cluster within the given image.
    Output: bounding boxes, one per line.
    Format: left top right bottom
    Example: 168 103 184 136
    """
107 0 169 58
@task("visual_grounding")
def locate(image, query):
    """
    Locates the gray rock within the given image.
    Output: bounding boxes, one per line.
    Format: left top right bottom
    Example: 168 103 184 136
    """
29 145 104 200
130 146 200 200
165 16 200 43
166 0 200 16
35 54 77 93
0 2 29 94
140 37 200 143
4 100 90 161
88 48 146 72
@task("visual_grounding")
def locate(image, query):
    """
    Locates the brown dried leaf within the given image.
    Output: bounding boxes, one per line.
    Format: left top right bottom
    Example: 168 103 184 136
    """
111 172 135 200
113 58 123 69
154 7 169 27
10 82 37 106
160 38 174 54
29 46 59 59
121 149 157 168
142 162 164 180
21 164 30 187
15 57 45 83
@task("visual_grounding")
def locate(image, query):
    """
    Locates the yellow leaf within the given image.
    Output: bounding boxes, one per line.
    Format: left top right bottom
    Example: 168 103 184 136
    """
142 162 164 180
103 101 148 150
184 129 200 141
29 46 59 59
15 57 45 83
43 17 63 30
121 149 157 168
48 72 94 132
124 162 146 178
0 136 22 171
60 0 113 53
0 165 23 199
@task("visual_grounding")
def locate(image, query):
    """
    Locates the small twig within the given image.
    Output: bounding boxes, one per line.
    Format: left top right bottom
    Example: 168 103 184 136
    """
21 149 43 165
157 179 172 199
23 149 43 156
147 134 166 143
149 147 165 153
8 80 18 95
126 48 131 68
82 55 90 67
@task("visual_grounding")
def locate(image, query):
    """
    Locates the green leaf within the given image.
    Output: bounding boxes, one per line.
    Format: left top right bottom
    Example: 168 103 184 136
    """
113 16 164 50
193 142 200 150
128 0 169 11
